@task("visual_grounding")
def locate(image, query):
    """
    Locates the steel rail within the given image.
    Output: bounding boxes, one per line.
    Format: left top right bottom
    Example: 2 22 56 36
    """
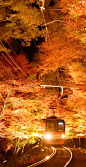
27 146 56 167
27 146 72 167
63 146 72 167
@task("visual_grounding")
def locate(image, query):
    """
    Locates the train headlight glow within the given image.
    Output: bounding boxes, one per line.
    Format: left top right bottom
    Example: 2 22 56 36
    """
46 134 51 139
62 134 65 138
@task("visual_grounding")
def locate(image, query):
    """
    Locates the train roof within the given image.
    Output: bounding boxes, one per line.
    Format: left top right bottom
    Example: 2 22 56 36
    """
45 116 64 121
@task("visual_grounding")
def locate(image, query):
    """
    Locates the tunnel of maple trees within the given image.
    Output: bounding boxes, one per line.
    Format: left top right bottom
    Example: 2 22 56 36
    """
0 0 86 151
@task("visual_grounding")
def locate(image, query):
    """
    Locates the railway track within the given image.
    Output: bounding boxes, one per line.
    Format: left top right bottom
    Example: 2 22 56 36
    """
63 147 72 167
28 146 72 167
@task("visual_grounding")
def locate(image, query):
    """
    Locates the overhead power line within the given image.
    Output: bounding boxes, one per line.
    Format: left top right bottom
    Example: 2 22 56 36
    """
46 9 62 10
0 40 27 77
1 52 16 70
41 19 64 26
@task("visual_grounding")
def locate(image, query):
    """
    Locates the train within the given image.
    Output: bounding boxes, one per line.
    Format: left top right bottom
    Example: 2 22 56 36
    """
42 116 65 145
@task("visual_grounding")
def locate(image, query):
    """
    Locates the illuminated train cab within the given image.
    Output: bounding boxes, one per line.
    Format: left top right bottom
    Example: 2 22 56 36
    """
44 116 65 145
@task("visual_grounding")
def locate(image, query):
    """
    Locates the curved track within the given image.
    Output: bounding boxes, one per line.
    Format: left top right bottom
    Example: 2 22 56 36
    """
28 146 72 167
63 146 72 167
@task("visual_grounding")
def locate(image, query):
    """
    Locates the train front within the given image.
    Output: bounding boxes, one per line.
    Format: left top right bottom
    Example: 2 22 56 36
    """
44 116 65 145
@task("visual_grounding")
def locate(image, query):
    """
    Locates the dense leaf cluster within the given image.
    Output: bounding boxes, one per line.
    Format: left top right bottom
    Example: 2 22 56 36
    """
0 0 44 53
0 0 86 152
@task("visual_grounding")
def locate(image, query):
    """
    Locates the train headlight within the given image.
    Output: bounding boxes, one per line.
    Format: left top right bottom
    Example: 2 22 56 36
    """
46 134 51 139
62 134 65 138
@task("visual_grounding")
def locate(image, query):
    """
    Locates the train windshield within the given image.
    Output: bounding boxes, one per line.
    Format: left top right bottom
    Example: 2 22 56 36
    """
46 120 65 132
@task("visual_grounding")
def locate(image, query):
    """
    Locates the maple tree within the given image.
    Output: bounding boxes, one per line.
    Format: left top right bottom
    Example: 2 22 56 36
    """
0 0 86 153
0 0 45 54
60 0 86 43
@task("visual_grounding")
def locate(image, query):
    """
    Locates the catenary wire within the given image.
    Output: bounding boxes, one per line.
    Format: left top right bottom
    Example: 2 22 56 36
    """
0 39 27 77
